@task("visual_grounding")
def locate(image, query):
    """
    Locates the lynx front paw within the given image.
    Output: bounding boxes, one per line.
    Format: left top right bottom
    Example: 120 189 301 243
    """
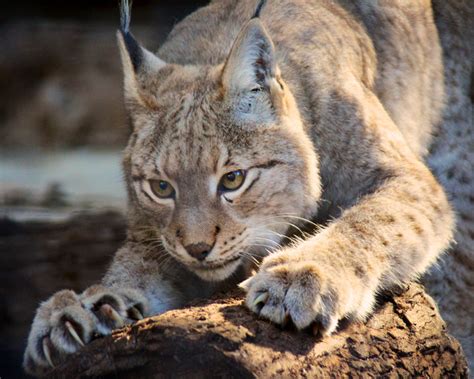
240 258 341 336
24 285 146 376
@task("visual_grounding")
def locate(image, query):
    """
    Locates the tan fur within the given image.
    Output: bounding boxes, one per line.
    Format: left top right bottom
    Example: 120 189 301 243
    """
24 0 473 375
423 0 474 370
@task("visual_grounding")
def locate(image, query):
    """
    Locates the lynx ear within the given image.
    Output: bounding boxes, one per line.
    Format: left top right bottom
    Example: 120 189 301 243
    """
222 18 277 94
222 18 284 125
117 0 166 105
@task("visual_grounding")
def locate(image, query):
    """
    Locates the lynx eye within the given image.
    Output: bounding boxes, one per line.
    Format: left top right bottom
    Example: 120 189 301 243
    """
219 170 246 192
149 180 175 199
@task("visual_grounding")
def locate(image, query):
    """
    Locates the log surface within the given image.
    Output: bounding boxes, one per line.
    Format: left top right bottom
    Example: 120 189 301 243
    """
50 284 468 378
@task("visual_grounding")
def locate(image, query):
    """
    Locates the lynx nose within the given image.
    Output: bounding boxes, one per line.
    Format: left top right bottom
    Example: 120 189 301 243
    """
184 242 212 261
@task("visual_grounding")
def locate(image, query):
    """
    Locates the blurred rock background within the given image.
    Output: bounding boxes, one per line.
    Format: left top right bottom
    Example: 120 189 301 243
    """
0 1 206 377
0 1 209 149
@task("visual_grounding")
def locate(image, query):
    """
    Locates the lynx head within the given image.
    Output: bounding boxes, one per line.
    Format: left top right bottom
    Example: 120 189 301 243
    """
117 1 321 281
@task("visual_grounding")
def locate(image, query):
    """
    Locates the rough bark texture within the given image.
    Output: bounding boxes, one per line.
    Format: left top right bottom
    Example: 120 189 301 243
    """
50 284 468 378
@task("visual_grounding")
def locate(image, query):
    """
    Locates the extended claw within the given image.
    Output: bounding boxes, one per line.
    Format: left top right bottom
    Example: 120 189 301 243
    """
128 306 144 321
312 322 323 338
281 308 291 327
101 304 124 327
65 321 85 347
253 292 269 308
42 338 55 368
238 277 253 291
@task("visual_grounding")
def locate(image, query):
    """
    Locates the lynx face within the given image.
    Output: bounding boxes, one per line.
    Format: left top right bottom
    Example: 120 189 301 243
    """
119 19 321 281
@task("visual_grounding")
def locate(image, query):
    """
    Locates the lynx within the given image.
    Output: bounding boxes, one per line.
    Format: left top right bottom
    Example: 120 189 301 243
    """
24 0 473 375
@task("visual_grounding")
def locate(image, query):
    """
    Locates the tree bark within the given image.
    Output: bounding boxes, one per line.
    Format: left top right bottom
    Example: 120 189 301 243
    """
50 284 468 378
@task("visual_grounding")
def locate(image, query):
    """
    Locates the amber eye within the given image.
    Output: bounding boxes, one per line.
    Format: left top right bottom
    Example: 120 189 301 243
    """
219 170 246 192
149 180 175 199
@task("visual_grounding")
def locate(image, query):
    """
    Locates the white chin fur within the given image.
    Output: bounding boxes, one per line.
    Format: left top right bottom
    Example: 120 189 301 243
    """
192 259 241 282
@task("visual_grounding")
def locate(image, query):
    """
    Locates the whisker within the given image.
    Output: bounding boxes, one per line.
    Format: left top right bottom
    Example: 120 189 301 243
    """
257 221 308 238
250 236 284 249
239 251 262 267
253 220 306 236
274 214 321 229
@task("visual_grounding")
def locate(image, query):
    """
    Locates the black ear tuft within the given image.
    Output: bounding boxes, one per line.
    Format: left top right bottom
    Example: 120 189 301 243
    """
121 32 143 71
252 0 267 19
119 0 131 34
119 0 142 70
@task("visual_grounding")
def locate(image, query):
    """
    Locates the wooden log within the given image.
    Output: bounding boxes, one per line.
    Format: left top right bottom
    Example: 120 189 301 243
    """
50 284 468 378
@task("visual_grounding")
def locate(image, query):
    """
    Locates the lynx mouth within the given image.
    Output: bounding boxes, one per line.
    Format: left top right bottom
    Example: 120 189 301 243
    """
190 256 242 281
191 255 241 271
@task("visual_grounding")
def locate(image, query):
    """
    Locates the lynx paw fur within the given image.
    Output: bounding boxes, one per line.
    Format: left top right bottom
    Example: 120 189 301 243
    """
23 285 146 375
240 256 341 336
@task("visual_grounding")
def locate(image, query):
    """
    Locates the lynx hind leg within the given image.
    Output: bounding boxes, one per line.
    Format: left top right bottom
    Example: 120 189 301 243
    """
426 0 474 371
23 285 146 375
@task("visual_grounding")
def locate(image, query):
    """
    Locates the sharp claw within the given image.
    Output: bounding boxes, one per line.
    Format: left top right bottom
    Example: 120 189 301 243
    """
281 309 291 327
253 292 269 308
128 306 144 321
42 338 55 368
312 323 322 338
65 321 85 347
101 304 124 327
238 277 253 291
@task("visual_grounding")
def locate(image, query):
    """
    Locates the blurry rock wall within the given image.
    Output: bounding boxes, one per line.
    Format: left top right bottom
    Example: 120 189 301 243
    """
0 0 207 149
1 22 128 148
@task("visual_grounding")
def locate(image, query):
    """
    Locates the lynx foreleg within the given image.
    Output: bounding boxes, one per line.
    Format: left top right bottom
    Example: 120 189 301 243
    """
243 159 454 334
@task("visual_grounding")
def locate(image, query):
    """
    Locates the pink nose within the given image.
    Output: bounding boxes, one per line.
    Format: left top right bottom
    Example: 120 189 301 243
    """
184 242 212 261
